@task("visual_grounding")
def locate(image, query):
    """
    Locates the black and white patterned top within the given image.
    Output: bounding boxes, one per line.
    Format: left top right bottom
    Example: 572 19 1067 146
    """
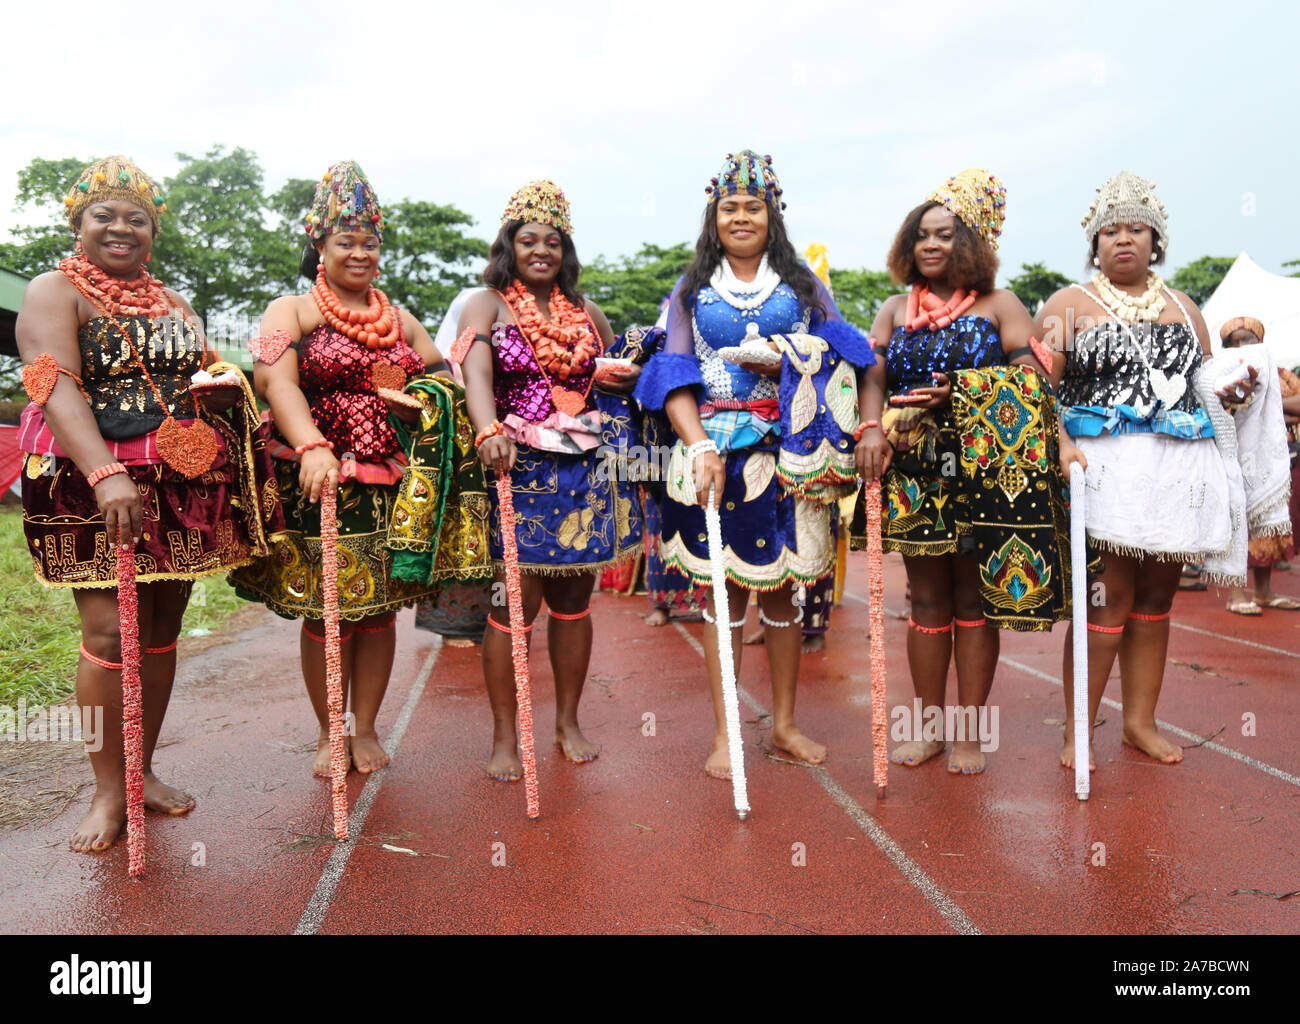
1059 321 1203 416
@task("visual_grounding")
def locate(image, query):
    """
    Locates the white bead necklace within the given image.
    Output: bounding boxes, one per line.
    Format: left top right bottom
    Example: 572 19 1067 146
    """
710 254 780 311
1091 271 1166 322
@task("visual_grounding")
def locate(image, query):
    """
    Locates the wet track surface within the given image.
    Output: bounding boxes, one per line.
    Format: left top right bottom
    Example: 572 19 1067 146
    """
2 554 1297 934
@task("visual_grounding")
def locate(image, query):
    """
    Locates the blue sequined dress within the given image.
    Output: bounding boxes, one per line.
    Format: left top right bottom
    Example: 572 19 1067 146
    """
635 273 871 590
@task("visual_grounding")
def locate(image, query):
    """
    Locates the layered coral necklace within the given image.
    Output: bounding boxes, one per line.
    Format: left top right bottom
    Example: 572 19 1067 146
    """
503 280 602 417
905 283 978 331
59 253 217 478
311 265 401 349
59 244 170 318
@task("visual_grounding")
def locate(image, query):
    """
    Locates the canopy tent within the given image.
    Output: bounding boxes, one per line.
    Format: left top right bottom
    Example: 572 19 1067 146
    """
1202 252 1300 370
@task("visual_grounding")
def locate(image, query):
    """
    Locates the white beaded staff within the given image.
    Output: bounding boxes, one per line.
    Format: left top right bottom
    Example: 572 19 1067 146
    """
1069 462 1090 800
702 472 751 820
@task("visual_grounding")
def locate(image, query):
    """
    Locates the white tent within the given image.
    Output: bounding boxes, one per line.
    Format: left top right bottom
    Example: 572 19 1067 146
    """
1202 252 1300 370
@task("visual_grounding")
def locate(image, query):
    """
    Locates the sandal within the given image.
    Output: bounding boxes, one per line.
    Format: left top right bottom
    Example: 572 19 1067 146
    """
1179 578 1208 591
1226 600 1263 616
1259 595 1300 610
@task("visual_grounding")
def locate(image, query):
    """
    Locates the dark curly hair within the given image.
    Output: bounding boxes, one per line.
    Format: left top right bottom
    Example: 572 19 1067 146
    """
482 220 583 306
678 199 827 324
886 201 998 294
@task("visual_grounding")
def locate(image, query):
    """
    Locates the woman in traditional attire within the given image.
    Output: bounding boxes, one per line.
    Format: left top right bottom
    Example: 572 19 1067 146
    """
636 151 871 778
233 161 472 776
16 156 280 852
1037 171 1249 767
854 169 1062 775
1216 316 1298 614
454 181 642 781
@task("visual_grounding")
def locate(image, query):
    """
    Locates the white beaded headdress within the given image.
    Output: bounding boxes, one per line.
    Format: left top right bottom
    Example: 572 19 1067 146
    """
1082 171 1169 252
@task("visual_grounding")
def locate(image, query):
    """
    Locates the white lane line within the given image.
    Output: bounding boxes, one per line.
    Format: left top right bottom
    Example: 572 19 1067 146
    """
293 641 441 936
997 655 1300 791
1169 622 1300 660
671 622 980 935
844 588 1300 789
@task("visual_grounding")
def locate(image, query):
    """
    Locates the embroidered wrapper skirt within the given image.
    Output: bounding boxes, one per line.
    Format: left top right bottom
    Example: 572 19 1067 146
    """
659 435 834 592
488 442 643 575
22 451 270 588
231 458 434 620
851 365 1073 631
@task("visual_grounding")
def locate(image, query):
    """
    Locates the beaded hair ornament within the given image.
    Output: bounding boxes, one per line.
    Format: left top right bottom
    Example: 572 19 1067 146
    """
501 180 572 235
705 150 786 210
305 161 386 242
64 156 167 236
927 168 1006 251
1219 315 1265 343
1081 170 1169 252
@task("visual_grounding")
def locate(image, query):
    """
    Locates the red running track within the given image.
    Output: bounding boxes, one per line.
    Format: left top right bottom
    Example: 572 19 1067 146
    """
1 554 1297 934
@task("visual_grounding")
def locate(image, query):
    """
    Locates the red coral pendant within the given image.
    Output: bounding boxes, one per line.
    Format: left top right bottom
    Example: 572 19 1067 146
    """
156 415 218 478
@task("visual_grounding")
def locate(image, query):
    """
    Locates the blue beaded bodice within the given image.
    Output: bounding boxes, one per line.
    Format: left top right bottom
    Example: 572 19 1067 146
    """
885 316 1003 393
694 282 808 402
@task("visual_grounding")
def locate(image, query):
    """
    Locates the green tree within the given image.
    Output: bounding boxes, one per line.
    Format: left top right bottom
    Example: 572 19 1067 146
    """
1168 255 1235 305
1283 258 1300 278
0 156 91 277
1007 262 1072 314
827 268 904 329
379 199 490 326
579 242 695 334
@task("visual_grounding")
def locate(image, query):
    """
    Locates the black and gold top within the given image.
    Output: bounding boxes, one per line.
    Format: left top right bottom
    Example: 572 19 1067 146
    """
79 314 203 439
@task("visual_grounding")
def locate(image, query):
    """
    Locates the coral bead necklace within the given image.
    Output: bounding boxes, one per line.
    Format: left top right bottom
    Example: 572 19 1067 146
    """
503 280 602 417
905 283 978 331
311 265 400 349
59 242 170 319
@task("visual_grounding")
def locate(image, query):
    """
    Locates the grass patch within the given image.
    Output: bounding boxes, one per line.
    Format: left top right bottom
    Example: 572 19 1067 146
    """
0 505 251 707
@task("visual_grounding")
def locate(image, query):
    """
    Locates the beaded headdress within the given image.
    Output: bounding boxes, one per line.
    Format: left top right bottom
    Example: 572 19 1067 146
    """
705 150 785 210
64 156 167 236
1081 171 1169 252
1219 315 1265 343
305 161 386 243
927 168 1006 251
501 180 572 236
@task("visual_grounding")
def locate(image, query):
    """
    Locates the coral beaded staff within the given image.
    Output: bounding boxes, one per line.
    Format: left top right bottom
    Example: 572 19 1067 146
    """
863 477 888 799
320 484 349 838
115 546 146 876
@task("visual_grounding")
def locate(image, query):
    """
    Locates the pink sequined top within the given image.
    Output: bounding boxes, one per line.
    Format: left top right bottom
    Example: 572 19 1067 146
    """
492 323 597 421
289 321 423 461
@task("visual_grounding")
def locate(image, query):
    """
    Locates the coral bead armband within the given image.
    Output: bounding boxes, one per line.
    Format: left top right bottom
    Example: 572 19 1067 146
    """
248 329 294 366
22 353 85 406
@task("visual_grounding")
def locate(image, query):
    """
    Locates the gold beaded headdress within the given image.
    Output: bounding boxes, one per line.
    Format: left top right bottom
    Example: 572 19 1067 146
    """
501 180 572 235
927 168 1006 251
705 150 785 210
305 161 386 243
64 156 167 236
1081 171 1169 252
1219 316 1265 343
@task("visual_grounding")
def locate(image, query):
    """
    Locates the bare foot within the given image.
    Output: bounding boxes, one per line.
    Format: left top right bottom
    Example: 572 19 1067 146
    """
312 731 351 778
801 634 825 654
1122 724 1183 764
350 730 390 774
743 629 765 646
1060 729 1097 771
486 737 523 781
947 740 987 775
444 637 477 648
891 740 945 767
705 734 732 779
143 772 195 814
771 726 827 765
555 722 600 763
69 789 126 853
643 608 670 627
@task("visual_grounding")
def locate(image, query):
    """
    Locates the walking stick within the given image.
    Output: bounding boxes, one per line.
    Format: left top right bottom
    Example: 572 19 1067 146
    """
704 484 750 820
495 474 541 820
1069 462 1090 801
116 543 146 877
864 479 889 799
320 483 350 839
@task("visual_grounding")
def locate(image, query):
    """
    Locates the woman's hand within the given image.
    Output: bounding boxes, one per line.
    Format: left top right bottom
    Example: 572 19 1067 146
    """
95 472 142 547
1216 364 1260 410
478 434 516 477
381 393 421 425
596 363 641 394
299 446 340 504
692 450 725 509
855 427 893 481
192 385 241 415
891 372 951 410
1060 439 1088 478
735 340 782 378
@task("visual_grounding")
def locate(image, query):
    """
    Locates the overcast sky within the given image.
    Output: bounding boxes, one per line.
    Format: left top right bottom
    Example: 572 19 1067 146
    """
3 0 1294 290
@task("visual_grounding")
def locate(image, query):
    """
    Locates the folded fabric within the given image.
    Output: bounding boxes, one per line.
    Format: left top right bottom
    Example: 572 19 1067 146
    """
504 409 602 454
